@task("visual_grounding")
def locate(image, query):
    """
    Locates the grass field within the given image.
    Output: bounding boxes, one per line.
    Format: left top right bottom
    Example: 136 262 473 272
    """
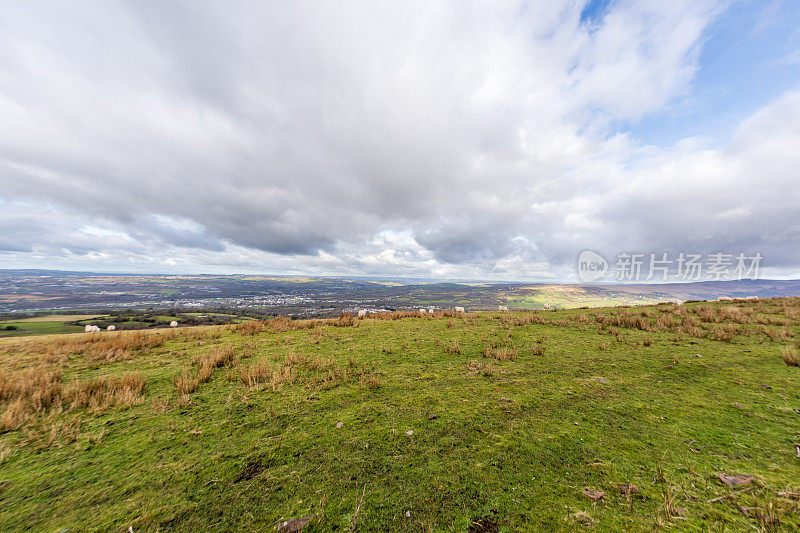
503 285 662 310
3 314 108 323
0 321 86 338
0 300 799 531
0 315 108 338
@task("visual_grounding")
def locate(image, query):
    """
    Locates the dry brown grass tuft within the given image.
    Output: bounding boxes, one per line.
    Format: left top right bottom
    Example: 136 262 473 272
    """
781 346 799 367
194 345 239 383
595 312 652 331
329 313 359 327
236 320 265 336
467 360 498 376
0 366 63 411
173 371 199 396
658 485 681 523
10 330 177 366
502 313 546 327
361 310 424 320
66 372 147 411
442 341 461 355
1 398 29 431
656 314 675 330
359 370 380 389
239 360 295 390
709 328 733 342
0 362 147 432
484 346 518 361
531 344 546 355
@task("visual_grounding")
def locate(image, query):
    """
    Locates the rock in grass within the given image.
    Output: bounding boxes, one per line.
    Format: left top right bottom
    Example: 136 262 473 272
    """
582 489 605 501
574 511 596 525
275 515 316 532
717 474 753 488
428 414 437 420
618 483 640 496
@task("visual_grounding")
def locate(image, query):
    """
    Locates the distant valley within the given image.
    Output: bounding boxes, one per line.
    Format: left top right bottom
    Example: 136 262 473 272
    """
2 269 799 317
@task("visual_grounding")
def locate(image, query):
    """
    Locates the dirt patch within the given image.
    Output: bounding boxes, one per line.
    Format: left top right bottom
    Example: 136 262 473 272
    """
468 516 500 533
718 474 753 488
234 459 263 482
275 515 316 532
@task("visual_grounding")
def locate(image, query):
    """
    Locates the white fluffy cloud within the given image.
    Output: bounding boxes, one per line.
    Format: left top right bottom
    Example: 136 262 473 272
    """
1 0 798 279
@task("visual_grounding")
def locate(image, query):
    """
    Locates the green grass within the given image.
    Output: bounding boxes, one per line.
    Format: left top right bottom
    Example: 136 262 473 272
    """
1 301 799 531
0 320 85 337
503 286 662 310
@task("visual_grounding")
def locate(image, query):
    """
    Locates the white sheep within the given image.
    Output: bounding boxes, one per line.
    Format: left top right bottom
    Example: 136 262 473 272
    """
357 309 367 318
419 308 427 314
170 321 178 327
106 325 116 331
454 306 465 313
543 303 551 310
428 307 435 314
717 296 733 301
85 325 100 332
498 305 508 312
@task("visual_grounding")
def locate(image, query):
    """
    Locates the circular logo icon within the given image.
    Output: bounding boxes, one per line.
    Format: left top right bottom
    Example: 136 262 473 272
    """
577 250 608 282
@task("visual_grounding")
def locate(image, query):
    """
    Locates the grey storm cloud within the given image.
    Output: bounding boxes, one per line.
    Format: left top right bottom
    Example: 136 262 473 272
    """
1 0 799 279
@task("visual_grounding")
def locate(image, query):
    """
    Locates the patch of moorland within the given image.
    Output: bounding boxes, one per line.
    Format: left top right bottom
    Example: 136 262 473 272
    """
0 301 798 530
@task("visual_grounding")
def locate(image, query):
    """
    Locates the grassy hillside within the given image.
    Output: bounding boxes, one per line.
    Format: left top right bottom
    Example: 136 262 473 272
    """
0 320 87 338
1 300 799 531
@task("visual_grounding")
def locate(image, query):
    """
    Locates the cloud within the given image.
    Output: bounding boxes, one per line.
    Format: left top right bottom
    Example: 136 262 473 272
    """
2 0 798 279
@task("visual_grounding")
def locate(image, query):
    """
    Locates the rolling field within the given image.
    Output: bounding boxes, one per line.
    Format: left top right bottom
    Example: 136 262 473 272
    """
0 315 109 338
502 285 663 310
0 321 86 338
0 300 799 531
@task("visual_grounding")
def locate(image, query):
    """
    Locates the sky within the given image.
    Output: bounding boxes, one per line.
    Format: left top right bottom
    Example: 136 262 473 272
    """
1 0 799 281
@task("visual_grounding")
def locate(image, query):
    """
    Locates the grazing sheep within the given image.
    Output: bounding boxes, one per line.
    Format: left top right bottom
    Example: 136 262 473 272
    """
498 305 508 312
746 296 759 300
170 321 178 327
84 325 100 332
428 307 435 314
357 309 367 318
454 306 465 313
543 303 551 310
106 325 116 331
717 296 733 301
419 308 427 314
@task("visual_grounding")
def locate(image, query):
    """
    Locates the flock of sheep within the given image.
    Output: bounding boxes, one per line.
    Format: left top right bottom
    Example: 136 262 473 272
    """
354 304 554 317
79 296 760 335
81 296 754 334
84 320 179 333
